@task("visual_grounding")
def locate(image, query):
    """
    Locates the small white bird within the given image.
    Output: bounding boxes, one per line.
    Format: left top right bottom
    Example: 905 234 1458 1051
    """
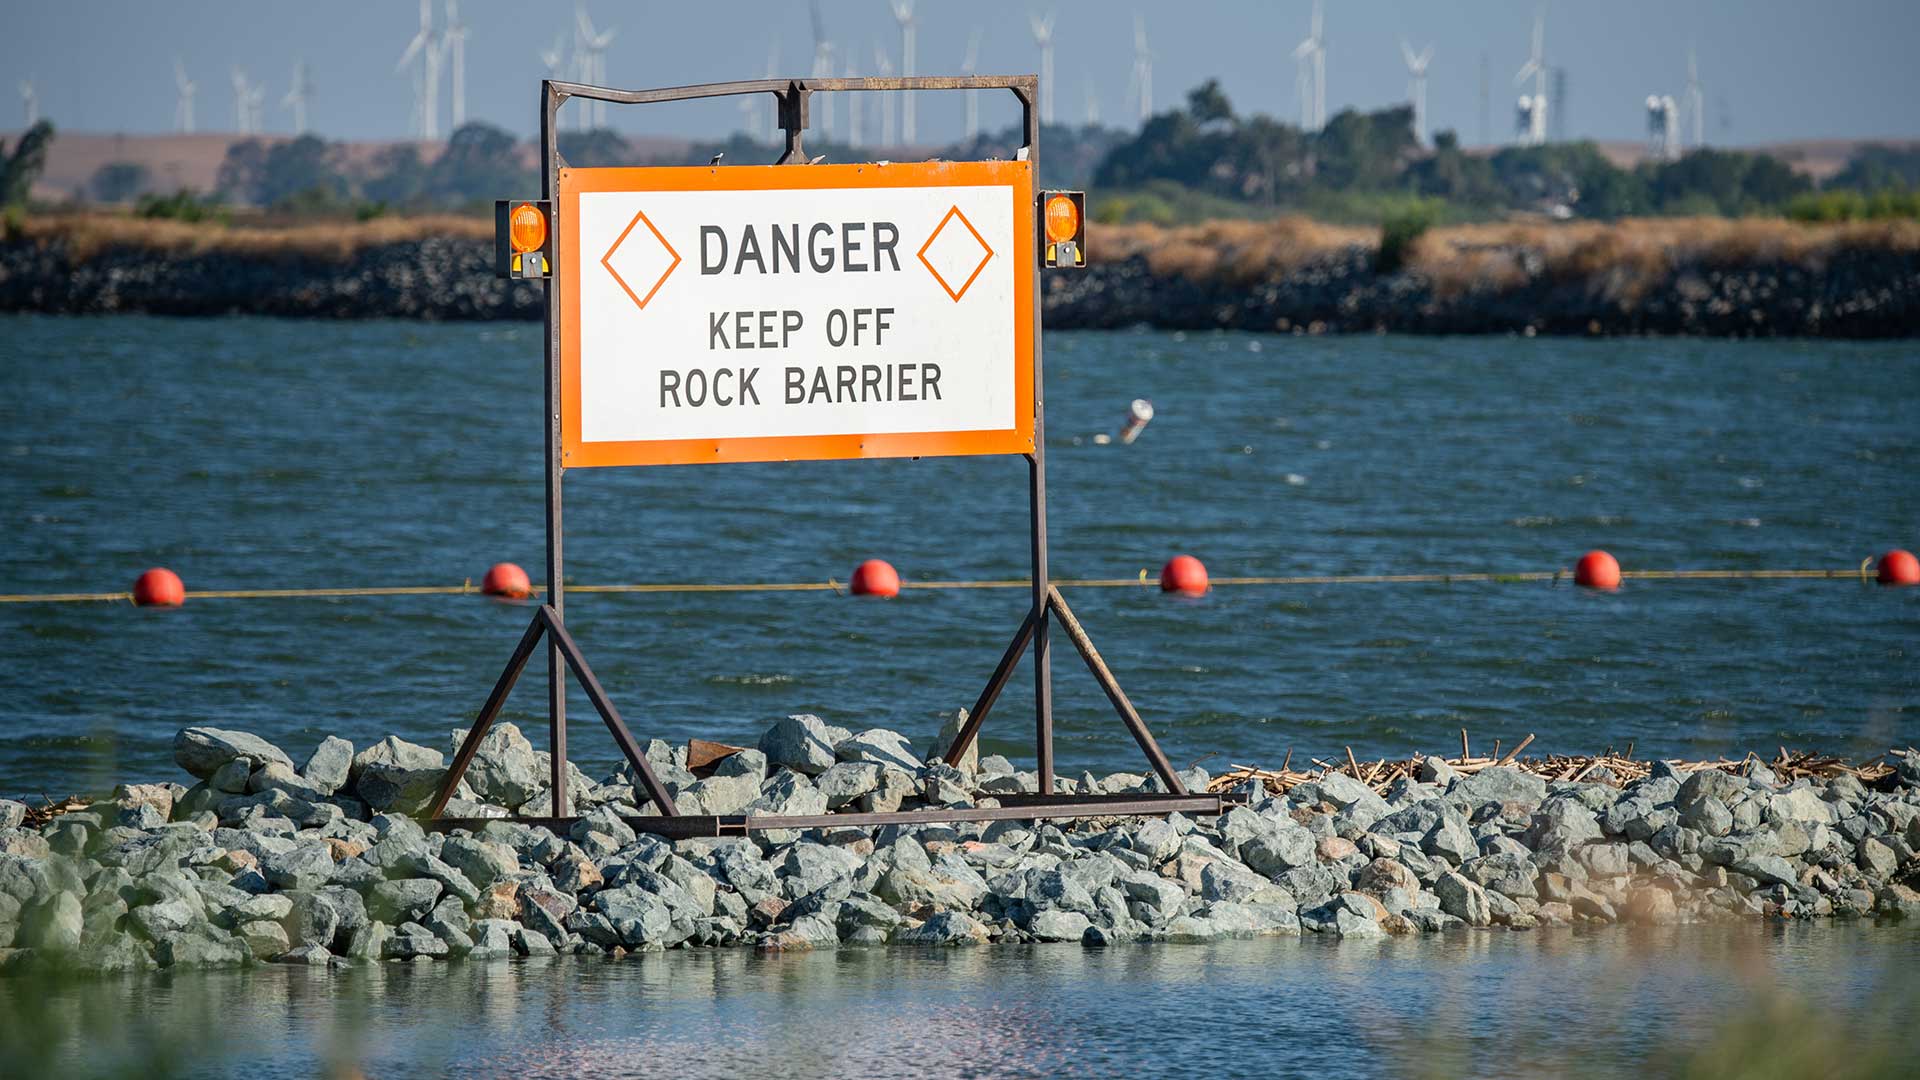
709 153 725 165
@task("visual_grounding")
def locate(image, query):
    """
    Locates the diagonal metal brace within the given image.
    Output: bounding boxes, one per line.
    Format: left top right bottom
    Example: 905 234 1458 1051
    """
538 606 681 815
426 610 548 821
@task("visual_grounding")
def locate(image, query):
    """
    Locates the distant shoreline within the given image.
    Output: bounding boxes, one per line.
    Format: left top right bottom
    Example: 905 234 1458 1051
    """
3 214 1917 337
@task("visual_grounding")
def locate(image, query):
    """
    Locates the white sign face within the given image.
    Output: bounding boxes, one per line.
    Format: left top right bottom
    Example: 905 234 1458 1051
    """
560 162 1036 468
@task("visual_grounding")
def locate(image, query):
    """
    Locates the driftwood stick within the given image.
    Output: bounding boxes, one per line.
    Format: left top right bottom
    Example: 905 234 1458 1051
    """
1497 733 1536 766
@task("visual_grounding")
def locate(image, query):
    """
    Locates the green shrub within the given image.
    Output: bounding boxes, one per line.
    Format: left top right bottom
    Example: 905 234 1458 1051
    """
135 189 226 224
1785 189 1920 222
1375 205 1435 274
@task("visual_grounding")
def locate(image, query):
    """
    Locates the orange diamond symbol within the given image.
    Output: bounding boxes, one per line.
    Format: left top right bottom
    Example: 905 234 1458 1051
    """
917 205 995 303
601 209 681 311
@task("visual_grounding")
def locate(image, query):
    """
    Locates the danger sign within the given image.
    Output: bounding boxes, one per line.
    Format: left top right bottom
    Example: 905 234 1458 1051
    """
559 161 1036 467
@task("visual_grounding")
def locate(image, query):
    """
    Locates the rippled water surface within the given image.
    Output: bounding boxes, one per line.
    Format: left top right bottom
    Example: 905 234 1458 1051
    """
2 923 1917 1079
1 316 1916 795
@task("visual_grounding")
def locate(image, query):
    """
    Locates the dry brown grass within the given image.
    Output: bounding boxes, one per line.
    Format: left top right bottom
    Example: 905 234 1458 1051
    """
22 211 1920 290
19 212 492 262
1090 217 1372 284
1410 216 1920 300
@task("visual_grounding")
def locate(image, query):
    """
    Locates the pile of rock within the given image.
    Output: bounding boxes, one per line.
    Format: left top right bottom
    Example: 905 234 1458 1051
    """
2 717 1917 974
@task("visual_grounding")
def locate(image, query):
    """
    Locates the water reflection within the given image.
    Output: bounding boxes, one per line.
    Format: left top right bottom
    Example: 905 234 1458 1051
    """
4 923 1917 1079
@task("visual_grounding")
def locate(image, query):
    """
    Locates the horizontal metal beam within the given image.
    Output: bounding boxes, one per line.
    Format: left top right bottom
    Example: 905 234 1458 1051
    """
548 74 1036 107
426 791 1228 839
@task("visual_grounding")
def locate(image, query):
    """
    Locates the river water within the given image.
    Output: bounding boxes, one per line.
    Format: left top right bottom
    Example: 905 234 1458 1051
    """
1 922 1916 1078
0 316 1916 796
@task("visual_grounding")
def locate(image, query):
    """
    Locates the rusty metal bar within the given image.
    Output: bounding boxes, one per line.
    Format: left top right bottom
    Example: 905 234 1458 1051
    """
1046 586 1187 796
547 74 1037 109
424 611 548 821
426 790 1227 839
943 605 1038 767
1020 81 1053 797
540 79 570 820
539 606 681 815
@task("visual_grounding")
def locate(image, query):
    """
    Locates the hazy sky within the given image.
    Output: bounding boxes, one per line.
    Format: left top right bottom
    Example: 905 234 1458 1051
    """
7 0 1918 145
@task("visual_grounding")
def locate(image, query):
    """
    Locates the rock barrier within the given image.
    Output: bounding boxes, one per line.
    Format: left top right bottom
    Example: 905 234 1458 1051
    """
1 718 1917 974
4 231 1918 337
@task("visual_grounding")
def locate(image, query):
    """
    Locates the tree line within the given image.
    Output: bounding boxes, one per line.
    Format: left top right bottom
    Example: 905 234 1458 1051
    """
5 84 1915 225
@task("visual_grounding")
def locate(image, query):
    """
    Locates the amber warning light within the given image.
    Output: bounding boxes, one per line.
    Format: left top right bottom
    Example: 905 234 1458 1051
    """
494 199 552 279
1040 190 1086 269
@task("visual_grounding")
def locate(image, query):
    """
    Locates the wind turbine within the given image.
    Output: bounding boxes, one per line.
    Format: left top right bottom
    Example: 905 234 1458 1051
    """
246 75 266 136
173 59 196 133
445 0 468 130
890 1 916 143
960 27 982 140
844 55 863 148
742 40 779 141
1684 46 1704 149
539 33 568 83
1646 94 1679 161
1083 73 1100 127
1029 10 1055 125
1293 0 1325 131
1401 40 1434 147
810 1 836 140
1127 14 1153 125
574 4 616 127
396 0 439 138
283 59 313 134
18 78 35 127
231 68 253 134
872 42 895 146
1512 6 1547 145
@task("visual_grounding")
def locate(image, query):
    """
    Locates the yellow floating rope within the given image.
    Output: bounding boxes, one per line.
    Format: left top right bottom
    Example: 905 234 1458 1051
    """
0 566 1879 605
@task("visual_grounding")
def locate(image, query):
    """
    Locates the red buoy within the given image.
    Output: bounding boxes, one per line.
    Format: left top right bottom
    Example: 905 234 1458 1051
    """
480 562 533 599
132 567 185 607
1159 555 1210 596
1877 549 1920 587
849 559 901 597
1574 550 1622 590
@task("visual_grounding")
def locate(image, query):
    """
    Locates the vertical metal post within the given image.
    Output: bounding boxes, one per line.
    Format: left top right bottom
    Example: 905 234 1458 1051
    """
1019 84 1053 795
541 81 568 818
775 82 810 165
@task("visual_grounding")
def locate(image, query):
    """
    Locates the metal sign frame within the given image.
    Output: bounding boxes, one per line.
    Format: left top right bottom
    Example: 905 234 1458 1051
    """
427 75 1219 836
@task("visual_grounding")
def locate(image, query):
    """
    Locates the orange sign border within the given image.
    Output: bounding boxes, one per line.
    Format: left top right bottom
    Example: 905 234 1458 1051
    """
559 161 1036 469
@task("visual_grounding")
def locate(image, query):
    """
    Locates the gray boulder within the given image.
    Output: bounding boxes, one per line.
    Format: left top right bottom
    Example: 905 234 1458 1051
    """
1240 822 1316 877
299 737 354 795
1769 788 1835 826
816 762 883 809
677 751 767 816
368 878 444 924
751 770 829 817
1029 909 1092 942
1676 769 1749 812
1434 871 1491 926
357 760 448 814
758 714 850 776
894 910 991 946
450 722 542 810
834 728 922 772
1454 767 1548 809
153 926 251 968
262 843 336 891
1422 810 1477 864
173 727 294 779
21 891 84 951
